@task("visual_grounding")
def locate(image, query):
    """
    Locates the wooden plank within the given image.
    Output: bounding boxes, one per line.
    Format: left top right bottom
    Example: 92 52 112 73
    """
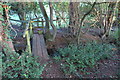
32 34 49 61
32 34 37 56
37 34 42 57
39 35 49 59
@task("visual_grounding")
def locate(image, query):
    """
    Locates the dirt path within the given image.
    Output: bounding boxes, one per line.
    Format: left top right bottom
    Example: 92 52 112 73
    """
41 59 65 78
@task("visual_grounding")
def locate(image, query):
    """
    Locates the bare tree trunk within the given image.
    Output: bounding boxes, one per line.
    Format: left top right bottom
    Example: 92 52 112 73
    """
69 2 80 35
102 2 116 39
39 2 50 33
117 1 120 49
49 2 57 41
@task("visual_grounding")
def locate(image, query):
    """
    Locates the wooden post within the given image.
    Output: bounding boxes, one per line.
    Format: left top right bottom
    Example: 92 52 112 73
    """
41 18 45 33
42 18 44 27
26 30 32 54
32 34 49 62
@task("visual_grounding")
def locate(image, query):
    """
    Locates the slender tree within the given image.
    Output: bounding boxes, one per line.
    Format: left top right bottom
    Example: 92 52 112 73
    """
102 2 116 39
39 2 57 41
49 2 57 41
39 2 50 33
77 2 96 44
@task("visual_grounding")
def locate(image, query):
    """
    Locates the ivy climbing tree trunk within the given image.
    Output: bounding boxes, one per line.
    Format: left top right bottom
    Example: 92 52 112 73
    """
0 4 15 57
0 4 3 52
0 5 2 78
0 4 2 77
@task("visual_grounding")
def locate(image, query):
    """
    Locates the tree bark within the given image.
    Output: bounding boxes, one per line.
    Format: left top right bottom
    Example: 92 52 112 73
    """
117 1 120 49
0 5 3 52
69 2 80 35
49 2 57 41
102 2 116 39
0 4 15 57
39 2 50 33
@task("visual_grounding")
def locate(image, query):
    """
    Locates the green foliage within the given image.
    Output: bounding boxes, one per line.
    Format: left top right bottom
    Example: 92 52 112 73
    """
55 42 115 75
1 3 45 78
109 28 120 46
2 52 45 78
110 28 119 40
10 2 38 14
53 2 69 12
0 3 3 13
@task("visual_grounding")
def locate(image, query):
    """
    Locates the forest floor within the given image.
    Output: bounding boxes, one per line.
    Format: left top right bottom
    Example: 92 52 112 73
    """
40 32 120 78
41 53 120 78
12 25 120 78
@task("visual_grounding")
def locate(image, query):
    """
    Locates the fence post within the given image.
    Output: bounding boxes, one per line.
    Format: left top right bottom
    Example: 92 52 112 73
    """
41 18 45 33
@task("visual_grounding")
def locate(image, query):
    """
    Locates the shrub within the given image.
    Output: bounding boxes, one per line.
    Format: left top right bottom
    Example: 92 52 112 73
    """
110 28 119 40
2 52 45 78
54 42 115 75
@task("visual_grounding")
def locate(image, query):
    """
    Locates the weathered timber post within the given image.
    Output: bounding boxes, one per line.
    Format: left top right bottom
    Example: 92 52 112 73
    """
32 34 49 62
41 18 44 27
